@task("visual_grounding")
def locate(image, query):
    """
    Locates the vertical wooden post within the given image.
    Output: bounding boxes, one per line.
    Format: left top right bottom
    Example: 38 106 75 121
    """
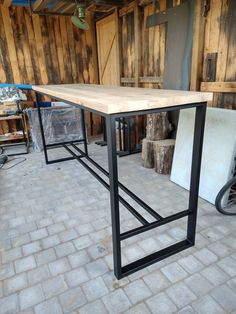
134 1 143 146
190 0 206 91
115 8 122 86
87 11 99 84
134 0 141 87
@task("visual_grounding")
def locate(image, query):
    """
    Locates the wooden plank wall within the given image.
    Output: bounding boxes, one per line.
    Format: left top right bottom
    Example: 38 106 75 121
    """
0 5 101 135
0 6 97 86
120 0 235 109
202 0 236 109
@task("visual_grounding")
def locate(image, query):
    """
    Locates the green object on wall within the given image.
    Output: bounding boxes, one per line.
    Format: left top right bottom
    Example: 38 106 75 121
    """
71 3 89 30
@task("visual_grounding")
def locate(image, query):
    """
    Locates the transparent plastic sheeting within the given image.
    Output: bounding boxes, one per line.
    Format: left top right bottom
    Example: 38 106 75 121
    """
25 107 83 152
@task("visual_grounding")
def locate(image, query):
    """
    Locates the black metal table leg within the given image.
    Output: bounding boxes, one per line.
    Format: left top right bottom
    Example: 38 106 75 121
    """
80 109 88 157
36 93 49 164
187 104 207 244
106 114 122 279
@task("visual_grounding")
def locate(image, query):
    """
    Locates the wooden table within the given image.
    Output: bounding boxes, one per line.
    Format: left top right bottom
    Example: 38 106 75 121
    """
33 84 212 279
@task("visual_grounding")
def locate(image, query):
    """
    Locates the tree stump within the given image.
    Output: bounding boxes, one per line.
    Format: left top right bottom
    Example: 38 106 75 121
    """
146 112 172 141
154 139 175 174
141 138 155 168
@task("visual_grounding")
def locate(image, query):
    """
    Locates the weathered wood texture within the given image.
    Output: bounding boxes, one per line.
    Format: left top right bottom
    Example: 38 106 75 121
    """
142 138 154 168
0 5 101 136
119 0 235 109
146 112 172 141
154 139 175 174
202 0 236 109
0 6 97 86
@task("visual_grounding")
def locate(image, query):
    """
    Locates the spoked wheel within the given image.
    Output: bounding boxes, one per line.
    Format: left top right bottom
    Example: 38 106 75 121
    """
215 176 236 215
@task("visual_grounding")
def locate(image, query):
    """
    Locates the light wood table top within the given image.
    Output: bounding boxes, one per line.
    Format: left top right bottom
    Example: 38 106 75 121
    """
33 84 213 115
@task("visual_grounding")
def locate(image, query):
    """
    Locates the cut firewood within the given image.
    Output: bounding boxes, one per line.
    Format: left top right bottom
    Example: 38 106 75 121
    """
154 139 175 175
141 138 155 168
146 112 172 141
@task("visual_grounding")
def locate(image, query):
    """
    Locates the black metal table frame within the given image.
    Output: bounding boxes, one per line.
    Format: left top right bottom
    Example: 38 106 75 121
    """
35 92 206 279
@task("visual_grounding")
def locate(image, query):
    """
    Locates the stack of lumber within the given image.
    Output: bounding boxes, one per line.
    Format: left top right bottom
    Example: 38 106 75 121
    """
142 113 175 174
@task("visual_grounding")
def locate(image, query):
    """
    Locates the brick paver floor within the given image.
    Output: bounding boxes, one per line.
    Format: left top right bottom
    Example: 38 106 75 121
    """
0 143 236 313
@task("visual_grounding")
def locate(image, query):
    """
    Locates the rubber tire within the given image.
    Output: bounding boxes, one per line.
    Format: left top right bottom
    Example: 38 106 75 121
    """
215 176 236 215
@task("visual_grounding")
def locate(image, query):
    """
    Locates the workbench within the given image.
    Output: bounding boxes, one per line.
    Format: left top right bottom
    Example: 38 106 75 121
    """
33 84 212 279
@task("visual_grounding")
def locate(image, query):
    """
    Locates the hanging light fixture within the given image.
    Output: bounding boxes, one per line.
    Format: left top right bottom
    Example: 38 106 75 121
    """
71 1 89 30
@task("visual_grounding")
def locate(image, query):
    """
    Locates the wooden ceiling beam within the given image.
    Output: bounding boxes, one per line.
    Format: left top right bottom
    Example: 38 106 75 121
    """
3 0 12 7
60 3 76 14
33 0 52 11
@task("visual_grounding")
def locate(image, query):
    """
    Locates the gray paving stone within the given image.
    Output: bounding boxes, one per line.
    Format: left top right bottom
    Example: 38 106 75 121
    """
0 263 15 280
19 284 44 310
68 250 91 268
42 275 67 299
4 273 28 295
208 241 232 258
47 223 66 235
168 226 186 241
211 284 236 312
184 273 213 297
124 303 150 314
2 247 22 264
73 235 93 250
76 223 94 236
87 243 109 260
102 289 131 314
143 270 171 293
59 286 86 313
17 309 34 314
9 217 26 228
54 213 69 223
55 242 75 258
30 228 48 241
166 282 197 308
0 293 19 314
27 265 50 285
35 298 63 314
11 234 30 248
201 265 229 286
35 248 56 266
86 259 109 278
146 292 177 314
0 282 2 298
48 257 71 276
178 255 204 274
22 242 42 256
41 235 60 250
65 267 89 287
161 262 188 283
156 233 175 246
79 299 108 314
59 229 78 242
177 305 195 314
123 244 144 262
102 271 129 292
194 248 218 265
218 257 236 276
227 277 236 293
36 218 53 229
15 256 36 273
192 295 225 314
19 222 37 235
82 277 109 302
138 237 158 254
124 279 152 304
